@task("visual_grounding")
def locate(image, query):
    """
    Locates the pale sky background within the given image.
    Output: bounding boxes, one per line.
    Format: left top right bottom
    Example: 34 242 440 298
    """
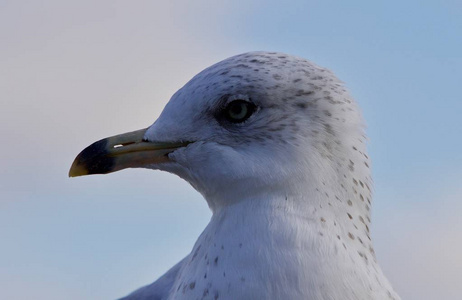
1 1 461 299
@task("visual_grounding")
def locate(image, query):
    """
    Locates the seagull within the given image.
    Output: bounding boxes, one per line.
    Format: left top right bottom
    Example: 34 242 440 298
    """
69 52 400 300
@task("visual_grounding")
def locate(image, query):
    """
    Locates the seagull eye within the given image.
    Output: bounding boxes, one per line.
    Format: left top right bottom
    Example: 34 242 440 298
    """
224 100 255 123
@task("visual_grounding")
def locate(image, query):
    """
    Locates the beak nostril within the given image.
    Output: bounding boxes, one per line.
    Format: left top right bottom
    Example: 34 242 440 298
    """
113 141 137 149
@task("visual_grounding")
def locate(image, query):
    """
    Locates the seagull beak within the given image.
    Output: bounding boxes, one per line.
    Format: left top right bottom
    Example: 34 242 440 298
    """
69 128 191 177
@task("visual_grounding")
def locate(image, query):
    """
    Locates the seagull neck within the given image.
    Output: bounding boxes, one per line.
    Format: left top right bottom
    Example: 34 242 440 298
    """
205 179 376 262
211 189 321 220
186 188 389 300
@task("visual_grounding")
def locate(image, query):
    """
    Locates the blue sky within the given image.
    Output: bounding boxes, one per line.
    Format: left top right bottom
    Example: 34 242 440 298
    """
1 1 461 299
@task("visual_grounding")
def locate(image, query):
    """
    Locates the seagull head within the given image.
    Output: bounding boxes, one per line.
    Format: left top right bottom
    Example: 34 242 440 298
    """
70 52 367 212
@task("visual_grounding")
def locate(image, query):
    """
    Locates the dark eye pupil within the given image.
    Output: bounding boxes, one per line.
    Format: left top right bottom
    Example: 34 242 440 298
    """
230 103 243 115
223 100 255 123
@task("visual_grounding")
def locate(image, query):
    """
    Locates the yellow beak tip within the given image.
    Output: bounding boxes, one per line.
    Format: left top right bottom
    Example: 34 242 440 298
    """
68 163 89 178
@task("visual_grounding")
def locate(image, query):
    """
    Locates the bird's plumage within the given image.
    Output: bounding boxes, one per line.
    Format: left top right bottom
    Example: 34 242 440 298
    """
76 52 399 300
